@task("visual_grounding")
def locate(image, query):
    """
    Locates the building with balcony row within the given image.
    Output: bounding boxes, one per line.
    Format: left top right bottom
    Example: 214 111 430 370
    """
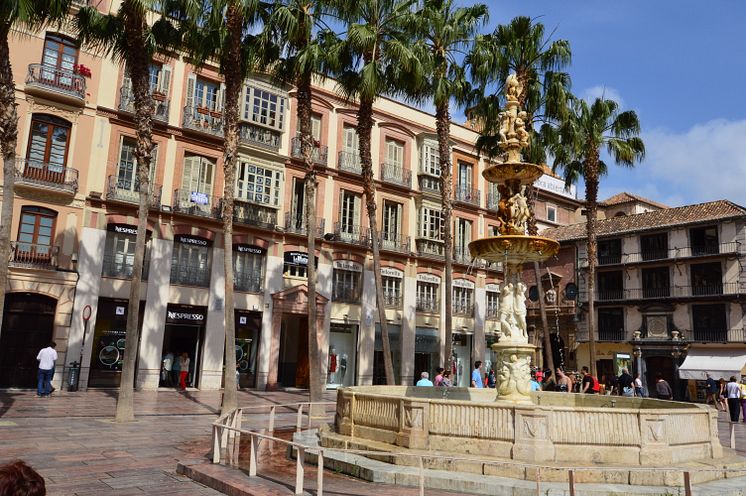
0 8 582 392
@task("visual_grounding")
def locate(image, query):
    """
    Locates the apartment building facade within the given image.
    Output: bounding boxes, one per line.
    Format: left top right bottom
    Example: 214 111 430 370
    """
543 200 746 399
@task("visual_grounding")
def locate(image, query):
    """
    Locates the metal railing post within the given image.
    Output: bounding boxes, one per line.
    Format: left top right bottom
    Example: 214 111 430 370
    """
212 424 221 464
248 433 257 477
317 449 324 496
268 405 276 451
684 471 692 496
296 404 304 432
568 469 576 496
295 446 305 495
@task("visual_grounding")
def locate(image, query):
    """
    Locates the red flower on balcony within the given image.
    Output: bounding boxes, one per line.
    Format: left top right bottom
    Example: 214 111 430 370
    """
73 64 92 78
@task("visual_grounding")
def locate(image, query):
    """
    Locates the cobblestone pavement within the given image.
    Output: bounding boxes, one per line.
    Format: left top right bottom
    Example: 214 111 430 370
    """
1 389 745 495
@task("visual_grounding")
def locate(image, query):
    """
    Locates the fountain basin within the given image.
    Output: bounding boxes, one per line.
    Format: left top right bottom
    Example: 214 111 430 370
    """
468 235 560 264
483 161 544 184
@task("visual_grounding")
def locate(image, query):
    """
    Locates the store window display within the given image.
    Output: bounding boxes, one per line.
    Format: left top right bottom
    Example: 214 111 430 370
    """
328 323 357 388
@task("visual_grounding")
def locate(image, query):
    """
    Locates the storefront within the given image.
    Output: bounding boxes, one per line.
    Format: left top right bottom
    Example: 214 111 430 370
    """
374 324 401 385
484 332 499 375
679 348 746 403
235 310 261 388
88 298 144 388
452 332 473 387
327 322 358 388
161 304 207 388
414 327 439 382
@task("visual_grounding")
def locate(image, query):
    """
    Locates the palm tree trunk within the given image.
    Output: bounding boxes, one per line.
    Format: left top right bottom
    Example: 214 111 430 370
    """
219 3 243 415
358 98 394 385
584 149 600 378
115 24 151 422
297 72 324 411
0 33 18 346
435 99 453 373
533 261 555 375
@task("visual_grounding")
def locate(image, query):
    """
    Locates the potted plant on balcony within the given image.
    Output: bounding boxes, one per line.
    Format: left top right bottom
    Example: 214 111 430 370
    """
73 64 92 78
151 90 166 102
196 105 210 115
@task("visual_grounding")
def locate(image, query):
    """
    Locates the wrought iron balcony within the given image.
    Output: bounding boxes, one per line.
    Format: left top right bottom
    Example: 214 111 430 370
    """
234 272 263 293
239 122 281 150
106 175 163 208
598 329 626 341
418 175 441 194
182 106 223 137
486 305 499 320
334 222 369 246
9 242 59 270
598 254 623 265
119 87 169 122
383 292 402 308
25 64 85 103
380 162 411 188
173 189 221 218
486 191 500 212
416 296 439 313
338 151 362 174
596 289 625 301
685 328 746 343
452 301 474 317
232 200 277 230
454 247 474 265
333 286 361 304
378 231 410 254
583 282 745 302
291 137 328 165
170 262 211 287
416 238 444 258
16 159 78 195
101 254 150 281
454 186 480 206
284 212 325 237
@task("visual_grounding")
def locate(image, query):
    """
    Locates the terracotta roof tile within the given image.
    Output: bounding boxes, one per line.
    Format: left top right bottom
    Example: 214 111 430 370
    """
542 200 746 242
601 192 670 209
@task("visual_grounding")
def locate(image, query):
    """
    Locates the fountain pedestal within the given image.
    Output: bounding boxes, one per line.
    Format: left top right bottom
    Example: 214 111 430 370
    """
492 342 535 402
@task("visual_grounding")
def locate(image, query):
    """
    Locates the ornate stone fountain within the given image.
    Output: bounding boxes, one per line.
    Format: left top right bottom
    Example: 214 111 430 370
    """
468 74 559 402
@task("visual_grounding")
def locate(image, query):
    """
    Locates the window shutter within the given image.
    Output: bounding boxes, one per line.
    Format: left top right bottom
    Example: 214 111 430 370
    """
353 194 361 227
311 116 321 141
149 145 158 184
182 155 198 192
158 65 172 94
216 83 226 112
201 157 215 194
186 73 197 108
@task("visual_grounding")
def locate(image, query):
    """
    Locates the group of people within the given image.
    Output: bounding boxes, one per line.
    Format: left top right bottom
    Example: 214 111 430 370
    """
416 361 498 388
160 351 191 390
705 373 746 423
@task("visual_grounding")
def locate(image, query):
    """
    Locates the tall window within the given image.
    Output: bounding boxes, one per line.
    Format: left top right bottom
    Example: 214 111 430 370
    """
196 79 220 111
290 177 305 230
41 33 77 80
419 206 443 240
382 201 402 242
27 114 71 172
382 276 402 307
116 137 157 192
486 290 499 318
455 218 472 257
385 139 404 167
339 190 362 235
458 162 473 191
283 252 314 278
181 154 215 197
420 142 440 175
170 237 211 287
235 160 282 207
546 204 557 223
332 268 362 302
416 281 439 312
234 246 265 292
244 87 286 130
453 286 474 315
311 114 322 142
102 226 151 279
343 126 359 155
16 206 57 260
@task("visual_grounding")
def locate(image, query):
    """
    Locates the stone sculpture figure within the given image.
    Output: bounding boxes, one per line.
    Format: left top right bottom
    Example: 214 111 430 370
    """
508 186 531 232
505 74 522 103
498 353 532 397
514 282 527 339
498 283 515 339
515 111 529 147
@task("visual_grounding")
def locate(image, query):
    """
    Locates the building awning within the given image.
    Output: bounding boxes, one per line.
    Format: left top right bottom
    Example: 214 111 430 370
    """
678 349 746 381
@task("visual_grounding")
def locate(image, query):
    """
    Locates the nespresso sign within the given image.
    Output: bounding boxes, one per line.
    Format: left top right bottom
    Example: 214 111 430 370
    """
235 244 265 255
167 308 206 323
108 224 138 236
175 235 210 247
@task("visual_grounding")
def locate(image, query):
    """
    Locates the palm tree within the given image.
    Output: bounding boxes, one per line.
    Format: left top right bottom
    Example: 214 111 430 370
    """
268 0 336 413
335 0 422 385
0 0 72 364
409 0 487 379
468 16 571 377
552 97 645 377
76 0 180 422
180 0 266 414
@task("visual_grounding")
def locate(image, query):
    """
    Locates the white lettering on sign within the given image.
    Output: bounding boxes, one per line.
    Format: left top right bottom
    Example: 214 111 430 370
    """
485 283 500 292
452 279 475 289
113 225 138 235
333 260 362 272
534 174 576 199
236 245 264 255
380 267 403 278
190 191 209 205
168 311 205 321
291 253 308 265
177 236 208 246
416 273 440 284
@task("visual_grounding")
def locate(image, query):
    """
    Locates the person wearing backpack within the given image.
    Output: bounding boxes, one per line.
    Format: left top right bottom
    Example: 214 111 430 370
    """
581 366 599 394
618 368 635 397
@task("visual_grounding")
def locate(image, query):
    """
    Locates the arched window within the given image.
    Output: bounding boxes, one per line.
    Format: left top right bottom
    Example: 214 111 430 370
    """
17 206 58 260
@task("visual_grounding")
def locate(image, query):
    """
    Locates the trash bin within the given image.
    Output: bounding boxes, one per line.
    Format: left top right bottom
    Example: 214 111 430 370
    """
67 361 81 392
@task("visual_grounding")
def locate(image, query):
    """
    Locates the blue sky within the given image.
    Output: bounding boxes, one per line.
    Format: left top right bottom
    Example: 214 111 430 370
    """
465 1 746 207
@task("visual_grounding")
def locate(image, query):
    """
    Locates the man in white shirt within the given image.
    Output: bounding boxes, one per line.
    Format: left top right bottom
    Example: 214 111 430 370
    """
36 342 58 397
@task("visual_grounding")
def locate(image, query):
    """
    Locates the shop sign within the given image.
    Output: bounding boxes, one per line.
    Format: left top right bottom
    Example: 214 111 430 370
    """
107 223 138 235
534 174 577 199
485 283 500 292
284 251 308 266
115 306 126 316
416 273 440 284
333 260 362 272
380 267 403 278
167 308 206 323
235 244 265 255
175 235 209 247
190 191 209 205
452 279 475 289
239 315 247 325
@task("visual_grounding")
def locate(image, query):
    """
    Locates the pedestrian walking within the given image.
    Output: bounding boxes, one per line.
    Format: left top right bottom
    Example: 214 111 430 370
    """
580 366 600 394
705 373 718 408
740 378 746 423
171 351 181 388
178 352 190 391
416 371 434 387
487 369 496 388
441 370 453 387
530 372 541 392
618 368 635 397
719 378 728 411
726 376 742 422
471 361 484 388
634 373 644 397
161 351 174 387
36 342 57 397
433 367 445 387
655 374 673 400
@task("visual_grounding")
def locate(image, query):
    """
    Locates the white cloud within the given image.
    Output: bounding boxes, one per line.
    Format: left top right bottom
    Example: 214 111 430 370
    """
581 85 625 107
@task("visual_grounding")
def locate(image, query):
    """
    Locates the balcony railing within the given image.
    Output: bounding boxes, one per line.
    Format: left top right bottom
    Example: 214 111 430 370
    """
284 212 325 237
596 289 625 301
25 64 86 101
598 329 626 341
452 301 474 317
379 231 410 254
239 122 281 150
686 328 745 343
454 186 480 206
598 254 622 266
333 287 361 303
486 191 500 212
416 238 444 258
183 106 224 137
418 175 441 194
16 159 78 194
291 137 328 165
101 254 150 281
380 162 411 188
232 200 277 230
454 247 474 265
234 272 262 293
416 296 439 313
338 151 362 174
106 175 163 208
383 292 402 308
9 242 58 270
579 242 742 267
640 248 669 262
173 189 221 218
119 87 170 122
582 282 744 302
170 263 211 287
334 222 369 246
